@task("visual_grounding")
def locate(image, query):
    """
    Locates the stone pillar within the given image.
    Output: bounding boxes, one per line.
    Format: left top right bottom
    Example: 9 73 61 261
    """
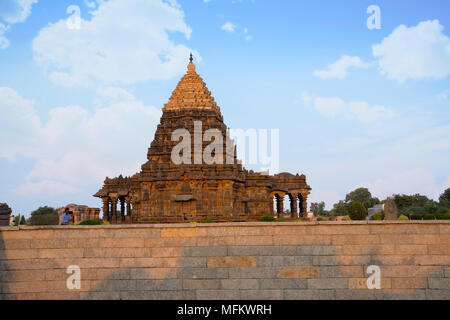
298 194 304 218
120 197 126 222
291 194 298 218
126 197 132 222
111 198 118 223
267 197 275 216
277 195 284 218
102 198 110 222
299 194 307 218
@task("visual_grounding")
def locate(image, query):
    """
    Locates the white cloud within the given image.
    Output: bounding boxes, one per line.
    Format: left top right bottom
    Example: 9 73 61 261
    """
302 92 395 122
313 97 346 118
0 87 161 196
13 180 80 196
313 56 370 79
94 86 135 106
84 0 97 9
0 0 37 24
221 22 235 33
0 23 10 49
359 168 446 201
0 87 41 161
32 0 196 87
373 20 450 83
0 0 37 49
348 101 395 122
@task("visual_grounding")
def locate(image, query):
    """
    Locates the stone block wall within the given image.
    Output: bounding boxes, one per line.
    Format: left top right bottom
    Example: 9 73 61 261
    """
0 221 449 300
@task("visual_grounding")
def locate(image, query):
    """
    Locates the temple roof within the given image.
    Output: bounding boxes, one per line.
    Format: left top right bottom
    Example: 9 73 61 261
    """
163 55 220 112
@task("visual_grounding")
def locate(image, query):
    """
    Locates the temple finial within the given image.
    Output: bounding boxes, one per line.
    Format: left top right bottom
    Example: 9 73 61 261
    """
187 53 195 72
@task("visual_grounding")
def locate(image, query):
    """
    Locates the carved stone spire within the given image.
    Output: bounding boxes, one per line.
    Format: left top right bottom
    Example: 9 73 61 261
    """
163 54 220 112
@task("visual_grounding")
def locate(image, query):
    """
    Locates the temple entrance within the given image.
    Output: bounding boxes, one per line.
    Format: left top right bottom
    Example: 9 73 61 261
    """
102 196 133 223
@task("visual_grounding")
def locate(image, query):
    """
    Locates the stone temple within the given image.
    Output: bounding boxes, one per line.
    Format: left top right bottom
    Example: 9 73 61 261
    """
94 56 311 223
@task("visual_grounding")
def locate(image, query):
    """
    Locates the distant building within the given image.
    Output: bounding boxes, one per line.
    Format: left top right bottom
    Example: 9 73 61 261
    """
58 204 100 225
368 204 384 219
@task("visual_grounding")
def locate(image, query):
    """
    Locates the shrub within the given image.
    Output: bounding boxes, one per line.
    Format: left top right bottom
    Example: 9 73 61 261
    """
78 219 103 225
423 213 436 220
317 217 326 221
372 211 384 221
202 219 214 223
342 215 351 221
348 202 367 221
437 212 450 220
260 215 276 222
410 213 423 220
398 214 409 221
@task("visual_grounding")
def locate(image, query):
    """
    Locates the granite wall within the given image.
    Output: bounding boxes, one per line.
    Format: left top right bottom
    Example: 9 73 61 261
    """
0 221 449 300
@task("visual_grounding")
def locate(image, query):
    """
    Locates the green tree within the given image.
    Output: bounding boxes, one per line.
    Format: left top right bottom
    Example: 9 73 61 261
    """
310 202 326 216
393 194 430 211
29 206 60 226
439 188 450 208
14 214 27 226
14 215 20 226
348 202 367 221
333 200 348 216
345 188 380 209
393 193 447 214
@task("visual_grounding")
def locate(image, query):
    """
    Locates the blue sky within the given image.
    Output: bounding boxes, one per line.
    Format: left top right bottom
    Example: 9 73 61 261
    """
0 0 449 216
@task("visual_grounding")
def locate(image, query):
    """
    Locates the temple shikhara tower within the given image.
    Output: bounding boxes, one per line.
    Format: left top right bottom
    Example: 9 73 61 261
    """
94 56 311 223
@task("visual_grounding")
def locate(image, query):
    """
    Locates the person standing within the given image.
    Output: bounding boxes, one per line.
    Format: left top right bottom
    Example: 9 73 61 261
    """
61 208 72 226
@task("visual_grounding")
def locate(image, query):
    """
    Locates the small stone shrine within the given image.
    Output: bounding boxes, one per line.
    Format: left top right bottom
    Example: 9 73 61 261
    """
0 203 12 227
